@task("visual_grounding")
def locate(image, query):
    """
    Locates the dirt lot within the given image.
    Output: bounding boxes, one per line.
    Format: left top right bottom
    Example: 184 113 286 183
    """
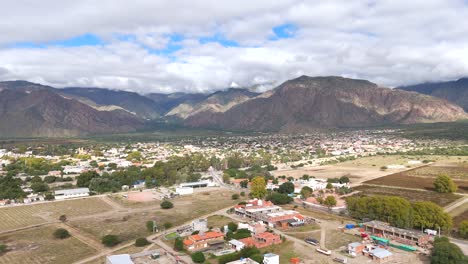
353 185 462 207
0 225 97 264
70 190 238 244
207 215 233 229
0 197 113 232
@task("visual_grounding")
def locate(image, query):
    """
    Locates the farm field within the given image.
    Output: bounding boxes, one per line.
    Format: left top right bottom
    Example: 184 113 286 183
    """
70 190 238 244
353 185 462 207
405 165 468 179
364 166 468 193
338 155 468 168
0 225 97 264
0 197 113 232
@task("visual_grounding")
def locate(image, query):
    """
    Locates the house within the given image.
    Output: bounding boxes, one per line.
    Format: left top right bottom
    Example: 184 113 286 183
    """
54 188 89 200
348 242 365 256
239 232 282 249
183 231 225 251
368 248 392 263
106 254 134 264
235 199 281 220
265 210 305 229
23 193 45 204
263 253 279 264
229 239 245 251
176 186 194 195
225 258 259 264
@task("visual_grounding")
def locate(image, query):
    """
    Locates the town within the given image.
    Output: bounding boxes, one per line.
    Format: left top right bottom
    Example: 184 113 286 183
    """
0 130 467 264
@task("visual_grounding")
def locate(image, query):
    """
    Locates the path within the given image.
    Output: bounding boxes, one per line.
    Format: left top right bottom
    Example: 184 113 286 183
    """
444 196 468 213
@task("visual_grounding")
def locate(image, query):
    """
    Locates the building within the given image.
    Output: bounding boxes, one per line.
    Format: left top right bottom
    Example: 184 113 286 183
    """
239 232 282 249
183 231 225 251
363 221 431 246
368 248 392 263
191 219 208 233
263 253 279 264
176 186 194 195
226 258 259 264
54 188 90 200
228 239 245 251
235 199 281 220
106 254 134 264
348 242 365 256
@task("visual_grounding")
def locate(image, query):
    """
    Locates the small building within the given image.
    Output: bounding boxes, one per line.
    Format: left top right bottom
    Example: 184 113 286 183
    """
229 239 245 251
183 231 225 251
263 253 279 264
106 254 134 264
348 242 365 256
176 186 194 195
239 232 282 249
226 258 259 264
369 248 392 263
54 188 90 200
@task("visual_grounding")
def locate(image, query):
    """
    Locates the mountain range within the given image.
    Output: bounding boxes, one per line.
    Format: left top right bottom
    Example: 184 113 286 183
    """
0 76 467 137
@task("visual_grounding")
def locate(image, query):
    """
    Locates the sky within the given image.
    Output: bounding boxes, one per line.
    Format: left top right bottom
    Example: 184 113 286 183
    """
1 0 468 94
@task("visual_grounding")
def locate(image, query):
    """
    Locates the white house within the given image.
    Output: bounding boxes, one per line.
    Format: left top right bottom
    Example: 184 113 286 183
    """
263 253 279 264
229 239 245 251
176 186 194 195
106 254 134 264
54 188 90 200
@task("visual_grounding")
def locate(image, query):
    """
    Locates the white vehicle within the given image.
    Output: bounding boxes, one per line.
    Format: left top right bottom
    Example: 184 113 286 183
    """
316 248 331 256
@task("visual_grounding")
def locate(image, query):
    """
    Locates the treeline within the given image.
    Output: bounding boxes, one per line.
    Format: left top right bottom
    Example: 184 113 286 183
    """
226 150 273 169
392 146 468 156
346 196 452 231
4 157 70 176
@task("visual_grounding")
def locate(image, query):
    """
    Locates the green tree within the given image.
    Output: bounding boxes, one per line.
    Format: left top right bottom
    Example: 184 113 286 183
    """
53 228 70 239
76 171 99 188
326 183 333 189
250 176 267 198
191 252 205 263
146 220 155 232
30 182 49 193
267 192 293 205
135 237 150 247
278 182 295 194
232 194 240 200
126 151 142 161
174 237 184 251
228 222 238 232
431 237 467 264
0 175 25 199
300 186 313 199
412 201 452 231
160 200 173 209
323 195 337 208
240 180 249 188
101 235 120 247
459 220 468 239
434 175 457 193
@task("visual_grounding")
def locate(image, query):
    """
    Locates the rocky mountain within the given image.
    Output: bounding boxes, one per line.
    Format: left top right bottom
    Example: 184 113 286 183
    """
145 92 208 113
0 82 143 137
166 88 259 119
184 76 468 132
399 78 468 111
60 87 164 119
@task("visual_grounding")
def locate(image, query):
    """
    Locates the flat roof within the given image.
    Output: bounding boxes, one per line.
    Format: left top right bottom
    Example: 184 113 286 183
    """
364 220 427 238
370 248 392 259
106 254 134 264
54 188 90 195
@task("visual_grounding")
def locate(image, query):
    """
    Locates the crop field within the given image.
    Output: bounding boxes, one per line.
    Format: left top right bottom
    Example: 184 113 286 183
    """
0 225 97 264
353 185 462 207
364 166 468 193
405 165 468 179
0 198 113 232
70 190 238 243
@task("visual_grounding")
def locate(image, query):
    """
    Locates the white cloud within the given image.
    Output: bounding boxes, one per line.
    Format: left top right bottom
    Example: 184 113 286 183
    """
0 0 468 93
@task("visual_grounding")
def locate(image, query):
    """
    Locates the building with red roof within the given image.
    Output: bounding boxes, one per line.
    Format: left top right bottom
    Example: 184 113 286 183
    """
183 231 225 251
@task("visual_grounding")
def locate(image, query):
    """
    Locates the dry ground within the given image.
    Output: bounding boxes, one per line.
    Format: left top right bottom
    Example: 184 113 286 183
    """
0 198 113 232
207 215 233 229
0 225 97 264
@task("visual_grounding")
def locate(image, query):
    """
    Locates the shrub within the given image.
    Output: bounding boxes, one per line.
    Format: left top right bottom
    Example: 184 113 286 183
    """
160 200 174 209
191 251 205 263
135 237 150 247
102 235 120 247
174 237 184 251
163 222 173 229
53 228 70 239
232 194 240 200
0 244 7 254
434 175 457 193
146 220 155 232
228 222 238 232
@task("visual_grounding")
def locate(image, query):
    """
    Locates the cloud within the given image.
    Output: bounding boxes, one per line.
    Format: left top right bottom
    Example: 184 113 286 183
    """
0 0 468 93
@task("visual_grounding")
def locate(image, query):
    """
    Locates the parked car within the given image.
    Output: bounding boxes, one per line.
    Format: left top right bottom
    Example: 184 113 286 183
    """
305 238 319 246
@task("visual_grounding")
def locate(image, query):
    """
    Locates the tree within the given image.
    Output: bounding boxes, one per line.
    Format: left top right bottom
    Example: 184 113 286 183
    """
53 228 70 239
267 192 293 205
431 237 467 264
135 237 150 247
412 201 452 231
146 220 155 232
434 175 457 193
232 194 240 200
102 235 120 247
323 196 337 208
300 186 313 199
0 175 25 199
59 214 67 222
44 193 55 200
240 180 249 188
160 200 173 209
459 220 468 239
250 176 267 198
76 171 99 188
191 252 205 263
278 182 295 194
228 222 238 232
126 151 142 161
174 237 184 251
339 176 350 184
326 183 333 189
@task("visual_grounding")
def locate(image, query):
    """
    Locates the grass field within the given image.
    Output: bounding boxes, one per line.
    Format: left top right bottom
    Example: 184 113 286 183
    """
354 185 462 207
365 167 468 193
281 204 351 222
0 198 113 232
0 225 97 264
70 190 238 244
324 230 361 250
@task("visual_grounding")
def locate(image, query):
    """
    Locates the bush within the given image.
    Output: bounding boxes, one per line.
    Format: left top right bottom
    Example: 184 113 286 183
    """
135 237 150 247
191 251 205 263
163 222 173 229
434 175 457 193
102 235 120 247
240 191 245 196
53 228 70 239
160 200 174 209
174 237 184 251
146 220 155 232
0 244 7 254
232 194 240 200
